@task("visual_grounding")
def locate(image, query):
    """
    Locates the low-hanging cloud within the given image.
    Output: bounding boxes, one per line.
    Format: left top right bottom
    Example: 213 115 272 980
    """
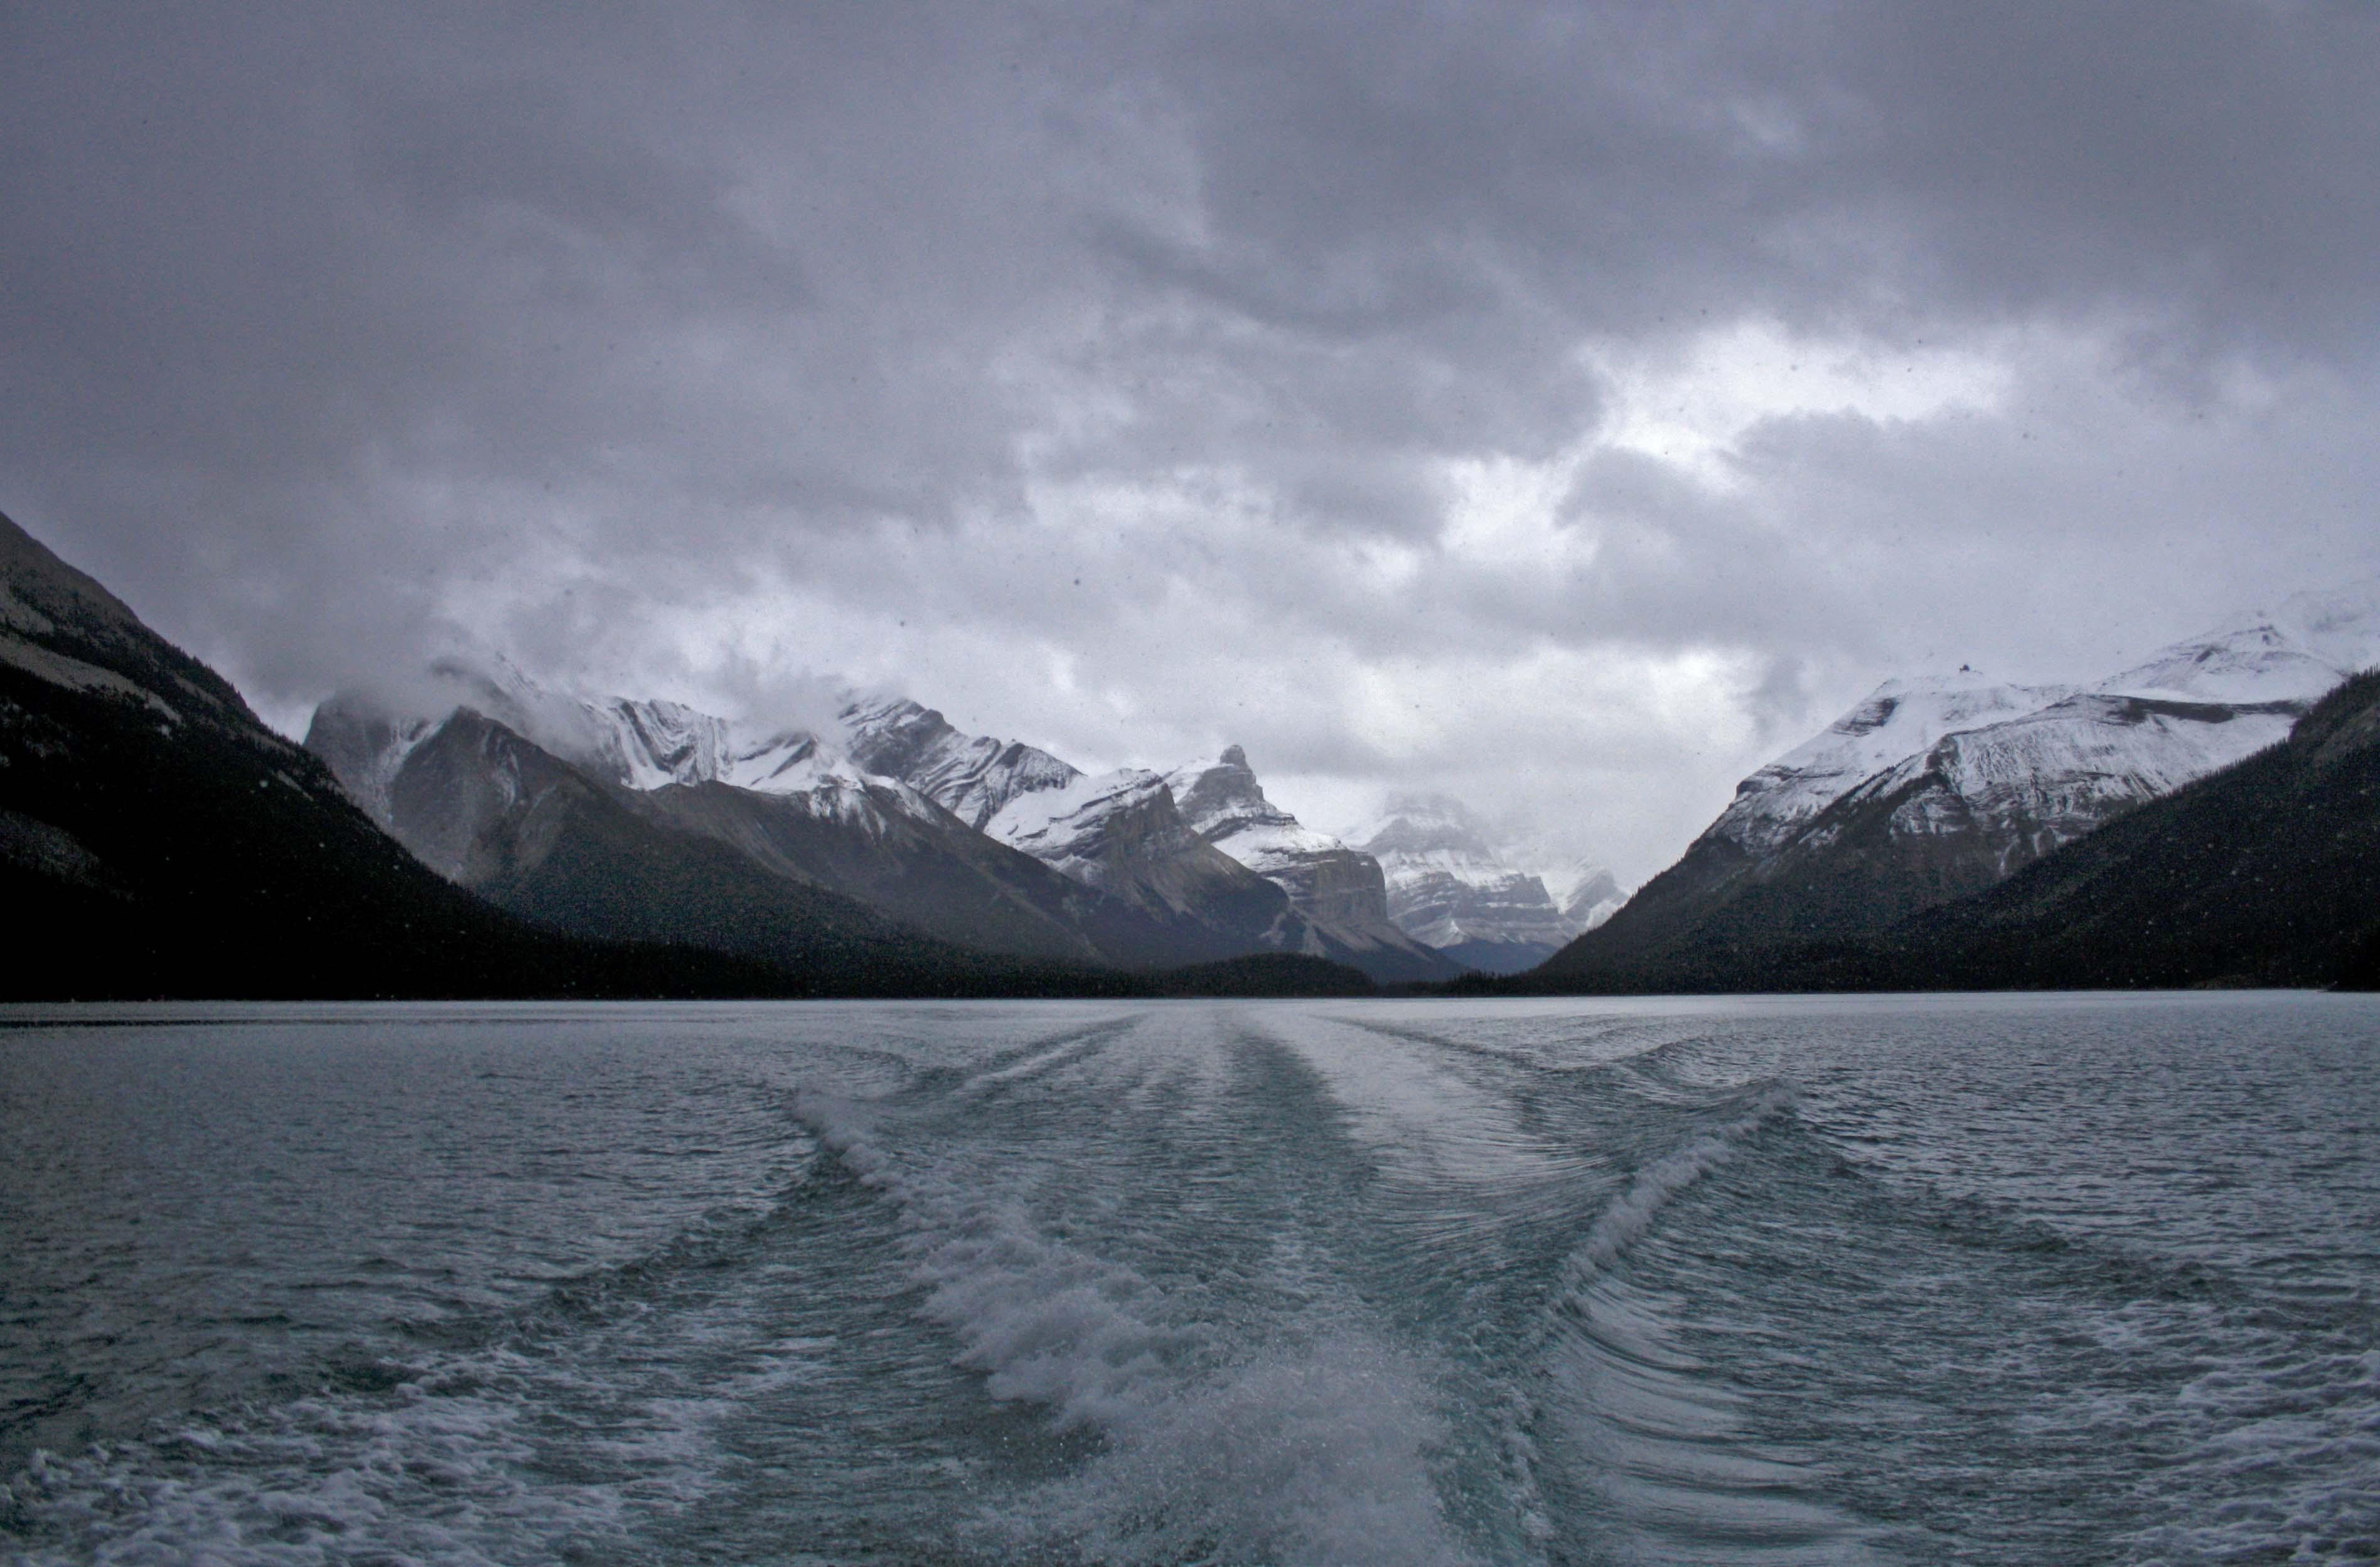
4 0 2376 878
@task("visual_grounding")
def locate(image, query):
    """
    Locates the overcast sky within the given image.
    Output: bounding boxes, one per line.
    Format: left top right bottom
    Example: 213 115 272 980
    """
6 2 2377 880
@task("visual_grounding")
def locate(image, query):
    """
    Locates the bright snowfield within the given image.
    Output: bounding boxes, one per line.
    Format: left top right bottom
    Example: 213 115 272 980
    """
5 996 2375 1566
1708 580 2380 860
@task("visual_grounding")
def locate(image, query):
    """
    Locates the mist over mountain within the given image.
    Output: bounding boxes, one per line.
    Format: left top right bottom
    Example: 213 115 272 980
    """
1 510 1404 999
14 480 2380 1003
0 512 810 999
1351 795 1619 974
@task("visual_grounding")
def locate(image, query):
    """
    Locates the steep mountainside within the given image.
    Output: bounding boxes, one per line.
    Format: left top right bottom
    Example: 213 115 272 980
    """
1353 797 1578 973
362 707 1060 983
839 694 1079 829
1523 673 2380 993
1162 747 1462 981
983 766 1311 964
309 681 1196 968
0 512 807 999
1892 670 2380 989
833 697 1449 977
1548 585 2380 981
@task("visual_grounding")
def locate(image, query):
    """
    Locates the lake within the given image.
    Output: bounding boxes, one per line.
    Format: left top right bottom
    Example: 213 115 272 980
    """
3 994 2374 1564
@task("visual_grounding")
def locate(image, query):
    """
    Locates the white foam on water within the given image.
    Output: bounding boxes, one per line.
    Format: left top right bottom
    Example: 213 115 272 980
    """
1029 1332 1481 1567
2118 1342 2380 1564
0 1157 848 1567
1258 1011 1580 1187
793 1082 1489 1566
1564 1089 1786 1276
1 1357 626 1566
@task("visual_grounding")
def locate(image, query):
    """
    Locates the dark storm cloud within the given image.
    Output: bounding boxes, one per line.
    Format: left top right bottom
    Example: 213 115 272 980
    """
3 1 2376 872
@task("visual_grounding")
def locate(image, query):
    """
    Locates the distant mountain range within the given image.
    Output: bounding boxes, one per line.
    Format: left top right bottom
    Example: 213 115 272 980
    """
308 659 1470 983
0 514 813 999
9 499 2374 999
1349 796 1622 973
1535 584 2380 992
0 512 1373 999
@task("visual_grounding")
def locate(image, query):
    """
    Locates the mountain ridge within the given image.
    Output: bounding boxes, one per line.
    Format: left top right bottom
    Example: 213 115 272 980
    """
1512 670 2380 993
316 662 1471 980
1544 583 2380 983
1 510 1380 1000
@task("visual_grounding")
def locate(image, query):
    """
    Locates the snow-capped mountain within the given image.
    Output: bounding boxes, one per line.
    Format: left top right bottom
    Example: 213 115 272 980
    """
976 764 1308 959
1542 858 1627 933
310 663 1411 973
1710 672 2075 856
307 664 1175 967
834 702 1457 980
1548 580 2380 979
1352 795 1580 973
839 694 1079 829
1162 747 1462 981
378 657 906 813
1794 583 2380 875
821 696 1319 964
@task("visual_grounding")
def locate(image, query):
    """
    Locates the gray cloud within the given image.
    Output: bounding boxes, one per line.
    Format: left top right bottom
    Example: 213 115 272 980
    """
4 1 2376 878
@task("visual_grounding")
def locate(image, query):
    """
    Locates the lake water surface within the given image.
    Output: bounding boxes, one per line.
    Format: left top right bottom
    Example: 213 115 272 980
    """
2 994 2374 1564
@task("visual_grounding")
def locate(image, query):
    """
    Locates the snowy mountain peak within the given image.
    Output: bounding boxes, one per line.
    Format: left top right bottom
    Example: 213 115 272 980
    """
314 659 940 837
837 693 1080 829
1163 746 1316 847
1588 575 2380 970
1352 795 1580 963
1712 671 2074 854
2091 579 2380 706
1156 748 1437 950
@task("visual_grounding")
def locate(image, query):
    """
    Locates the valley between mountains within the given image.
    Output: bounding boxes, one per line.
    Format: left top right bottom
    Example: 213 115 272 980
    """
4 506 2377 998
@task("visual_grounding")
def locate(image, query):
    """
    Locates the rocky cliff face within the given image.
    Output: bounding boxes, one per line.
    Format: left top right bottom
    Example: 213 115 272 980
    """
1162 746 1463 981
1353 796 1579 972
839 694 1079 829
